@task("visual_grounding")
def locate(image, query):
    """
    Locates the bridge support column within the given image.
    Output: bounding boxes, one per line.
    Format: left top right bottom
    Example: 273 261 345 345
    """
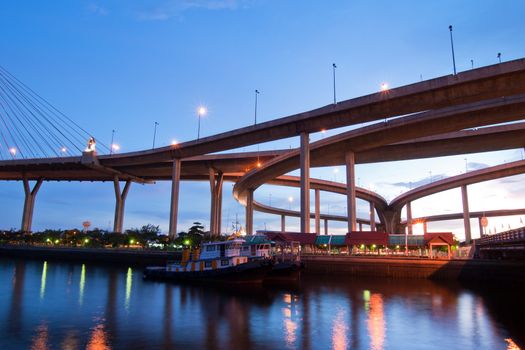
461 185 472 243
281 215 286 232
21 177 43 233
406 201 413 235
370 202 376 231
246 189 254 235
315 189 321 235
324 219 328 235
169 159 181 239
345 151 357 233
113 177 131 233
300 132 310 233
208 169 224 236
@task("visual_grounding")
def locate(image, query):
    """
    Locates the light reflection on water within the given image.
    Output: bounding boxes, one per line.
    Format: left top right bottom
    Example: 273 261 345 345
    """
0 258 523 350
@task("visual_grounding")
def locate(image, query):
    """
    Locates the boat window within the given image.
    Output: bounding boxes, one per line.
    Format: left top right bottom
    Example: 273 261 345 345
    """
205 245 216 251
221 259 229 266
205 261 212 268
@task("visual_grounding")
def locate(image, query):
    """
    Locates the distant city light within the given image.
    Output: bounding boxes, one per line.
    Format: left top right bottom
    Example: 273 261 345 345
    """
256 161 262 168
9 147 16 155
380 82 389 91
171 139 178 146
333 167 339 174
321 129 326 134
61 147 67 153
288 196 293 203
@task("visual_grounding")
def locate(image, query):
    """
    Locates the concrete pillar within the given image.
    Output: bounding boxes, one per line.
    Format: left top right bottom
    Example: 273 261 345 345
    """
209 168 217 235
324 219 328 235
345 151 357 232
461 185 472 243
168 159 181 239
300 132 310 233
359 222 363 231
314 189 321 235
281 215 285 233
478 217 483 237
406 201 413 235
216 174 223 234
21 177 43 233
208 169 224 236
246 189 254 235
113 177 131 233
370 202 376 231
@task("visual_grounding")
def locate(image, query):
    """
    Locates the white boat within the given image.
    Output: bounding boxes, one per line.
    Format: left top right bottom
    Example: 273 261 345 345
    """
144 239 272 284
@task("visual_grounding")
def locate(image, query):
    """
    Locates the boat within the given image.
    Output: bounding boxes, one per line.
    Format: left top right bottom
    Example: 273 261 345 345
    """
143 239 273 284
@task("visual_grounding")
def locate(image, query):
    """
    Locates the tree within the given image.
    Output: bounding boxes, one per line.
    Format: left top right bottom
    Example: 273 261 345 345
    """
188 222 204 236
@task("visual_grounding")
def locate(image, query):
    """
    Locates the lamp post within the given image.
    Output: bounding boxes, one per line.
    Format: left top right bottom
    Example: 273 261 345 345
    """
110 129 115 155
197 106 207 140
449 25 457 75
498 52 501 63
332 63 337 104
152 122 159 149
254 90 260 125
471 59 474 69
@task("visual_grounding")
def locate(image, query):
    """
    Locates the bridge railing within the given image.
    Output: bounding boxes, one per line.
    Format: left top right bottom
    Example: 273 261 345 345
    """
476 227 525 245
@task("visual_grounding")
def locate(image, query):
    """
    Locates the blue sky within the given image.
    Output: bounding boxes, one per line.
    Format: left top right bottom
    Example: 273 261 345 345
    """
1 0 524 238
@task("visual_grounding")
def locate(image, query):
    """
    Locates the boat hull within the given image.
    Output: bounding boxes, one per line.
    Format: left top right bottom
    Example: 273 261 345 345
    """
144 259 272 285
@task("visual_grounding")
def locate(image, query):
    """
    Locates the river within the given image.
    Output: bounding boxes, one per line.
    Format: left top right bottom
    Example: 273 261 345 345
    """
0 257 523 349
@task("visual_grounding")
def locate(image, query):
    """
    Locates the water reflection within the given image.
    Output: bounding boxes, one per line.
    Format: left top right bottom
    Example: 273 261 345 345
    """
30 322 49 350
79 263 86 306
86 322 111 350
125 267 132 311
282 293 298 348
366 293 385 350
331 307 348 350
39 261 47 300
0 258 523 350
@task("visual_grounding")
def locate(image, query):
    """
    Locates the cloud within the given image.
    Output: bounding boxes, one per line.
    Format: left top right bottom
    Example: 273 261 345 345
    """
136 0 248 21
388 173 448 189
467 161 489 171
87 3 109 16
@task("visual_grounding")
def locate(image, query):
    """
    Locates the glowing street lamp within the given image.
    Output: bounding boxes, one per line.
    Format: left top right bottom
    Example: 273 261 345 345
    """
380 82 389 91
197 106 207 140
61 147 67 154
171 139 178 146
111 144 120 152
9 147 17 157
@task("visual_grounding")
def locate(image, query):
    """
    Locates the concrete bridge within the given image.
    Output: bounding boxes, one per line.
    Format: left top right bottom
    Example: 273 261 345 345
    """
1 58 525 245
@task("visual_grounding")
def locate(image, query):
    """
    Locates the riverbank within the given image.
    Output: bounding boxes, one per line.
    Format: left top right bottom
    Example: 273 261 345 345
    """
0 245 180 266
302 254 525 282
2 246 525 283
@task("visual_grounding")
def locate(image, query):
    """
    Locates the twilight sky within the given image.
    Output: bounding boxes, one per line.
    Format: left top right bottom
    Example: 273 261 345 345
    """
0 0 524 239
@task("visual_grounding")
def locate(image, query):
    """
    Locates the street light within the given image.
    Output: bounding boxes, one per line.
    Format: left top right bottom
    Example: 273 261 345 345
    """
152 121 159 149
254 90 260 125
380 82 389 91
497 52 502 63
449 25 457 75
197 106 207 140
332 63 337 104
110 129 115 155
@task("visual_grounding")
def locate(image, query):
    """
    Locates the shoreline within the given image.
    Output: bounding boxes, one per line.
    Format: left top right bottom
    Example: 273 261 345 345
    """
2 245 524 282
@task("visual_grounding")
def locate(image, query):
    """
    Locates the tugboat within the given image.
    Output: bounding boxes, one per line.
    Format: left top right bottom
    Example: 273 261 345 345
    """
144 239 272 284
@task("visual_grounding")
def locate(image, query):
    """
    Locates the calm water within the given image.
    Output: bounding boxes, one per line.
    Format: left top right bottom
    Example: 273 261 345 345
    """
0 258 523 350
